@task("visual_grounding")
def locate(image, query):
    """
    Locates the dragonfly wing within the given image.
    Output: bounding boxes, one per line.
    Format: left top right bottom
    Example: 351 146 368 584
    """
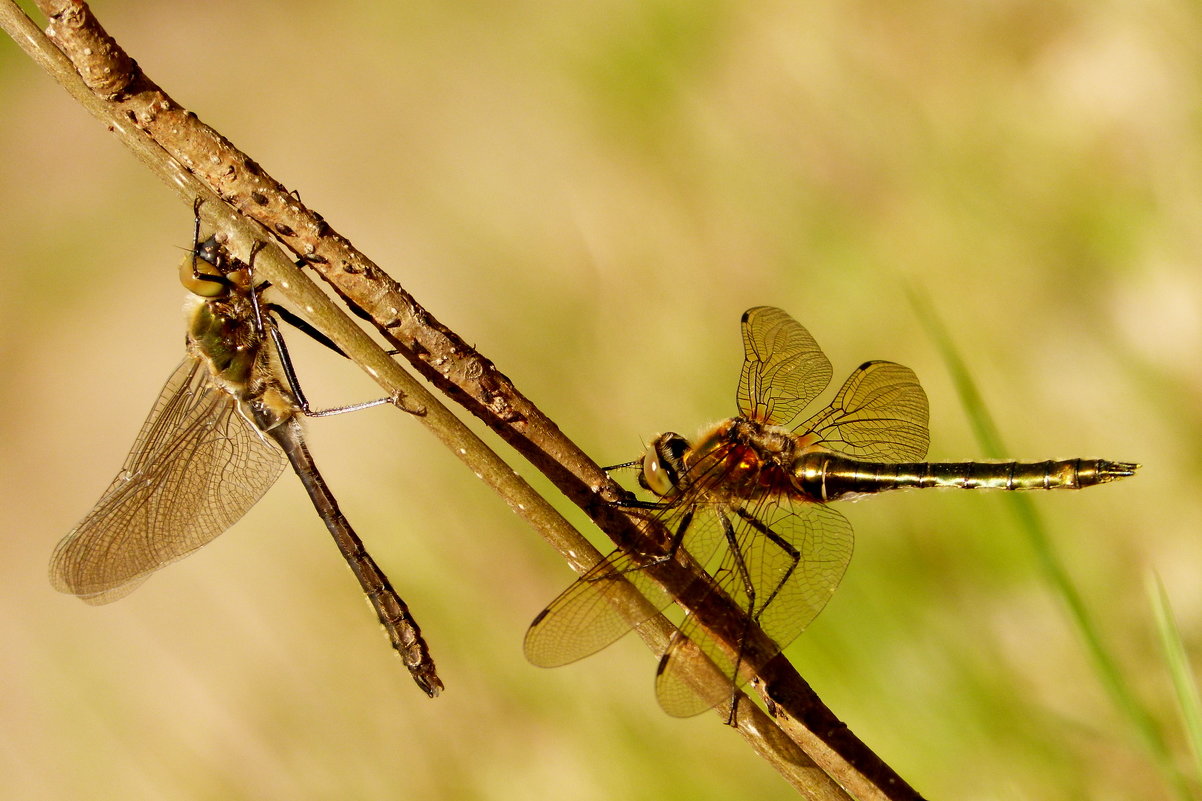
524 549 677 667
737 307 833 426
796 359 929 461
524 502 727 668
654 501 854 717
50 358 287 604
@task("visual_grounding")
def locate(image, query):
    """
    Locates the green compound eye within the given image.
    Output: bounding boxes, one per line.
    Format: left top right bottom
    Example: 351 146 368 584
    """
179 236 229 298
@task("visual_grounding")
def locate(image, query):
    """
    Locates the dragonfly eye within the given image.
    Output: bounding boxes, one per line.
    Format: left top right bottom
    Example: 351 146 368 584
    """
640 432 690 497
180 236 233 298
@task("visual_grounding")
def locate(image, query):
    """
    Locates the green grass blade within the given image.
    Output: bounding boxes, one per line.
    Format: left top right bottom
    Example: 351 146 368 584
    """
908 288 1189 799
1150 573 1202 783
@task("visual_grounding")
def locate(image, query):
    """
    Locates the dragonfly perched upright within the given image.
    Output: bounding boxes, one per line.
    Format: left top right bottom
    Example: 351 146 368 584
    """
50 204 441 697
525 306 1137 718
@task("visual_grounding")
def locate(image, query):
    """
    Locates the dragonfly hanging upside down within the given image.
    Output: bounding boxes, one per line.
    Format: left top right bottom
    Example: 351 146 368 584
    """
50 203 441 697
525 306 1137 719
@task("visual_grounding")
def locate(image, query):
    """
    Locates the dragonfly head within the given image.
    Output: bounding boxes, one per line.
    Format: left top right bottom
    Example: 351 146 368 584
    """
638 432 691 497
180 235 251 299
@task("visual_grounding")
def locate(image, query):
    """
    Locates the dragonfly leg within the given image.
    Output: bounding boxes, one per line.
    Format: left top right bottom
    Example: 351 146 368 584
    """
389 391 427 417
734 507 801 615
726 695 743 727
718 510 758 725
266 303 348 358
239 243 403 419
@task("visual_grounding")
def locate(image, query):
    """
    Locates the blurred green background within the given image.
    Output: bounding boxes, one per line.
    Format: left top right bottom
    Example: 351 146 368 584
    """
2 1 1198 798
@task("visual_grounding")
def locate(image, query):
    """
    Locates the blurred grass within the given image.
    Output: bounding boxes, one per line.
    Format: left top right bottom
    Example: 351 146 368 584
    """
1151 574 1202 792
912 287 1188 798
2 0 1201 799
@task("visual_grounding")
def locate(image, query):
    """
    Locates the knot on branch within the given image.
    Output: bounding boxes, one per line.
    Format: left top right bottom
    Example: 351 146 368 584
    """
45 0 136 99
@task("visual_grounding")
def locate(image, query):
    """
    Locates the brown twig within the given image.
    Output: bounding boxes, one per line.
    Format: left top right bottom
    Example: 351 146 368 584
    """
3 1 924 798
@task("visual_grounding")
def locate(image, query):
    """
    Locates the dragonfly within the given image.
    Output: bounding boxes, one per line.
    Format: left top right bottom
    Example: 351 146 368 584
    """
525 305 1137 719
50 203 441 697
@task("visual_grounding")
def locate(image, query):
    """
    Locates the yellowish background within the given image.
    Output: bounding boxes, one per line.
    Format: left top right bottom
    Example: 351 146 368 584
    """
1 1 1198 799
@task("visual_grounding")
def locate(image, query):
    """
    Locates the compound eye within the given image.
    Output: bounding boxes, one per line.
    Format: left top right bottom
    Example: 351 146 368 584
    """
639 432 689 497
640 448 672 497
180 234 249 298
662 433 690 465
180 245 228 298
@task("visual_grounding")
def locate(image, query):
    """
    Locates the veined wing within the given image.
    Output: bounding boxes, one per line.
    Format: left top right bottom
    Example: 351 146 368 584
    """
523 549 676 668
524 506 729 667
796 360 929 462
50 358 287 604
655 500 853 717
737 306 833 426
525 464 744 669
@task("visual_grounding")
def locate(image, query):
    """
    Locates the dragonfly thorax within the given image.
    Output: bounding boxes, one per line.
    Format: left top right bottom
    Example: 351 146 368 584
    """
639 418 801 502
180 242 301 436
186 294 264 389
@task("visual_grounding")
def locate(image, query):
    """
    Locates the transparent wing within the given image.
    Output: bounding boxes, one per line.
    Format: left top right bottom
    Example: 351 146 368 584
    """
737 306 833 426
524 501 729 668
655 501 853 717
796 360 930 462
523 549 675 667
50 358 287 604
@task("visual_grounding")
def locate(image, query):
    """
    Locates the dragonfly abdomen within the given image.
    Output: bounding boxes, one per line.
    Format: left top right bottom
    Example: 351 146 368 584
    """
262 414 443 698
792 453 1138 501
